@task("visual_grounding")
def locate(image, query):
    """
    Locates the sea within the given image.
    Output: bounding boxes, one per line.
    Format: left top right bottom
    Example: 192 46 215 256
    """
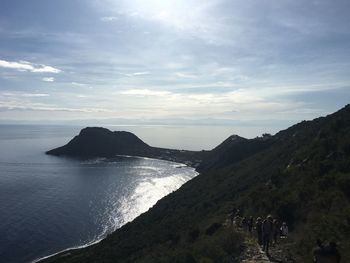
0 125 202 263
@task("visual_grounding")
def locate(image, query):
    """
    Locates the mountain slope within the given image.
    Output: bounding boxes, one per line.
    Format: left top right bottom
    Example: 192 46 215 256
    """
198 134 276 171
43 105 350 263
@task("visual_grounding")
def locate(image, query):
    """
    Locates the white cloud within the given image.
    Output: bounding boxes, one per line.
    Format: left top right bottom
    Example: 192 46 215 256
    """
2 92 50 97
115 87 303 120
0 100 109 113
119 72 151 77
1 0 347 125
42 77 55 82
71 82 87 87
99 0 228 44
175 72 198 78
0 59 61 73
120 89 171 96
132 71 150 76
21 93 50 97
100 16 119 22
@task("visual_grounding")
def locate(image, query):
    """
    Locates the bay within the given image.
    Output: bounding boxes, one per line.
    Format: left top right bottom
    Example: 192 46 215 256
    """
0 125 197 263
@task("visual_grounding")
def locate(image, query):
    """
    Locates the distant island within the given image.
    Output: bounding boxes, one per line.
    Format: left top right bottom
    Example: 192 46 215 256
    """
46 127 202 168
43 104 350 263
46 127 153 157
46 126 276 172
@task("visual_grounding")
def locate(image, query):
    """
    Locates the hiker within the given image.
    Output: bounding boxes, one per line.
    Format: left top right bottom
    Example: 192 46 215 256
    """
313 240 341 263
234 215 241 227
242 216 248 231
328 242 341 263
272 219 279 245
235 208 241 217
256 217 263 246
262 215 273 254
280 222 289 238
229 210 236 226
248 216 254 233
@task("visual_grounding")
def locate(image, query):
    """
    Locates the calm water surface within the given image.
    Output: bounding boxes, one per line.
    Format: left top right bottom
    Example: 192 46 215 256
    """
0 125 197 263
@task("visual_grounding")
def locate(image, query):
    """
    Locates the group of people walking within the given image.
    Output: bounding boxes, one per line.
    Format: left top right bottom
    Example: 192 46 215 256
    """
230 209 288 256
230 209 341 262
255 215 288 255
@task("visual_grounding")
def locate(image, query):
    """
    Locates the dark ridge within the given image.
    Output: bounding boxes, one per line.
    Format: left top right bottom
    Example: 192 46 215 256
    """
42 104 350 263
46 127 151 157
197 134 276 171
46 127 274 169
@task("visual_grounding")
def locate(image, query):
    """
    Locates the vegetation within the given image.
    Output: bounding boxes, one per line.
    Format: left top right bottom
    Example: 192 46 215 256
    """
43 105 350 262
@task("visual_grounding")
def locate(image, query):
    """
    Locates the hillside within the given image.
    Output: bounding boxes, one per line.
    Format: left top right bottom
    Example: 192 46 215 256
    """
43 105 350 263
197 134 276 172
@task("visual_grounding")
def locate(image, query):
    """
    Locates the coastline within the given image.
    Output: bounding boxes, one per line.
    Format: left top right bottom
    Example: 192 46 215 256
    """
35 155 199 263
32 238 102 263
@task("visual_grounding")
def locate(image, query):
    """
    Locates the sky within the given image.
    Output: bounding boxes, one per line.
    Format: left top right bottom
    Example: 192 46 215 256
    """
0 0 349 135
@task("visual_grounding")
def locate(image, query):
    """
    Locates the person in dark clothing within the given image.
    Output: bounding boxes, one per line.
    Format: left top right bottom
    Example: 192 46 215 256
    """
313 240 341 263
280 222 289 238
242 216 248 231
272 219 279 245
248 216 254 233
234 215 242 227
236 209 240 216
262 215 273 254
256 217 263 246
328 242 341 263
229 210 236 226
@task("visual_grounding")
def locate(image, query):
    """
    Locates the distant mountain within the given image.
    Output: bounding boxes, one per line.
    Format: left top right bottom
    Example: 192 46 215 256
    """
46 127 201 166
198 134 275 171
46 127 152 157
42 105 350 263
47 127 274 171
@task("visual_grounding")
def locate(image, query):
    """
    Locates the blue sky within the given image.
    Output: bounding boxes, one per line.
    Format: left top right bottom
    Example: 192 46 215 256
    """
0 0 349 132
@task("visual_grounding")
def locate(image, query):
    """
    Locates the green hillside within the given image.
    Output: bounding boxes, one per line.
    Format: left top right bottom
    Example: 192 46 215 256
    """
43 104 350 263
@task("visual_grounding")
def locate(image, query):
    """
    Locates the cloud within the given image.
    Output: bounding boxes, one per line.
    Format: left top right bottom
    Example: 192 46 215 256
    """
100 16 119 22
2 92 50 97
132 71 150 76
118 88 266 109
0 59 61 73
0 0 348 126
115 87 309 120
22 93 50 97
42 77 55 82
0 105 108 113
120 89 171 96
0 100 109 113
71 82 87 86
175 72 198 78
119 72 151 77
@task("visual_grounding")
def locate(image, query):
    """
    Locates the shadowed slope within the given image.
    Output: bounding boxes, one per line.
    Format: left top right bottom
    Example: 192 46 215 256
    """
43 105 350 263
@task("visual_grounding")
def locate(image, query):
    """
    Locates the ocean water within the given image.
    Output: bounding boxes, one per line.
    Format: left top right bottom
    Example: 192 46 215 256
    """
0 125 198 263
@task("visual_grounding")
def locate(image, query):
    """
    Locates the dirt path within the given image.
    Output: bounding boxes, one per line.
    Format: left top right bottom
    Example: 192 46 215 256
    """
239 236 271 262
224 219 295 262
238 233 295 263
